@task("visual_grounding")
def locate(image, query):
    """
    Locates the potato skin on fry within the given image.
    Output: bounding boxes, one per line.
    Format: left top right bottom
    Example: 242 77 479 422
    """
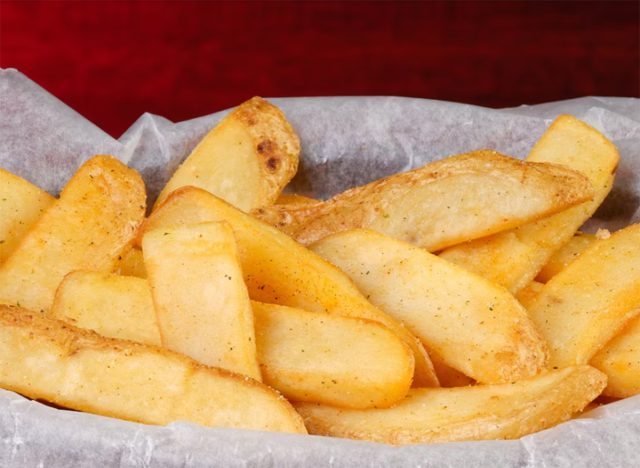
0 305 306 434
155 97 300 211
0 155 146 313
254 150 594 250
295 366 606 445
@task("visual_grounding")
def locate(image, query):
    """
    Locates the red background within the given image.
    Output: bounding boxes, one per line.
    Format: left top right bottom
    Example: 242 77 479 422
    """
1 0 639 138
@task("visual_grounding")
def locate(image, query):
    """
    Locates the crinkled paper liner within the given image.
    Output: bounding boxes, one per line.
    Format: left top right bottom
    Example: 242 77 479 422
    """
1 69 639 467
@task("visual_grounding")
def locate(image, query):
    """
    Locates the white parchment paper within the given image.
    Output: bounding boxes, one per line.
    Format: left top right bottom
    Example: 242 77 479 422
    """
0 68 639 467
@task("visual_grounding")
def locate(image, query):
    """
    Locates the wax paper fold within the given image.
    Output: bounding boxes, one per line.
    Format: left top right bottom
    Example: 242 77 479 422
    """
1 68 639 467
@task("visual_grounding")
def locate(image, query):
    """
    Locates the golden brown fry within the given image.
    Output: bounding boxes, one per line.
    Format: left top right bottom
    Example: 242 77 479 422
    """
139 187 438 387
527 224 640 368
143 222 261 380
440 116 618 293
253 301 413 409
0 156 145 312
254 150 593 250
295 366 606 445
49 272 413 409
591 313 640 398
155 97 300 211
312 229 547 384
0 168 54 264
51 271 160 346
536 233 596 283
0 305 306 434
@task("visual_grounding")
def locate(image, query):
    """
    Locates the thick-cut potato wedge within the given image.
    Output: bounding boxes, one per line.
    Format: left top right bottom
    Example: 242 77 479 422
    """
0 305 305 434
0 156 145 312
440 116 618 293
253 301 413 408
590 313 640 398
155 97 300 211
312 229 547 384
253 150 593 250
139 187 438 387
0 168 54 264
275 193 319 206
527 224 640 368
143 222 261 380
295 366 606 445
51 271 159 346
536 233 596 283
115 248 146 278
49 272 413 409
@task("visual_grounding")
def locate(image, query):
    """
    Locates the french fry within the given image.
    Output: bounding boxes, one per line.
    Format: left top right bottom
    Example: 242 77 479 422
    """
311 229 547 384
527 224 640 368
253 301 413 408
590 313 640 398
139 187 438 387
0 156 145 312
115 248 146 278
294 366 606 445
0 305 306 434
143 222 261 380
51 271 159 346
50 272 414 409
253 150 594 250
0 168 54 264
440 116 618 293
155 97 300 211
536 233 596 283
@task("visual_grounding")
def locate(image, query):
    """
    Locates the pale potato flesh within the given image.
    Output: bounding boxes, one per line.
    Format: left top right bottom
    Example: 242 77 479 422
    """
253 301 413 409
536 233 596 283
155 97 300 211
590 313 640 398
0 156 146 313
295 366 606 445
254 150 594 250
440 116 618 293
527 224 640 368
0 168 54 264
0 305 306 434
51 271 160 346
143 222 261 380
312 229 547 384
49 272 412 409
140 187 438 387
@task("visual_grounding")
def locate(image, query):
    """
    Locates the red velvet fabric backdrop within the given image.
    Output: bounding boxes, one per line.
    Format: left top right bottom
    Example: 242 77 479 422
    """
1 0 638 137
